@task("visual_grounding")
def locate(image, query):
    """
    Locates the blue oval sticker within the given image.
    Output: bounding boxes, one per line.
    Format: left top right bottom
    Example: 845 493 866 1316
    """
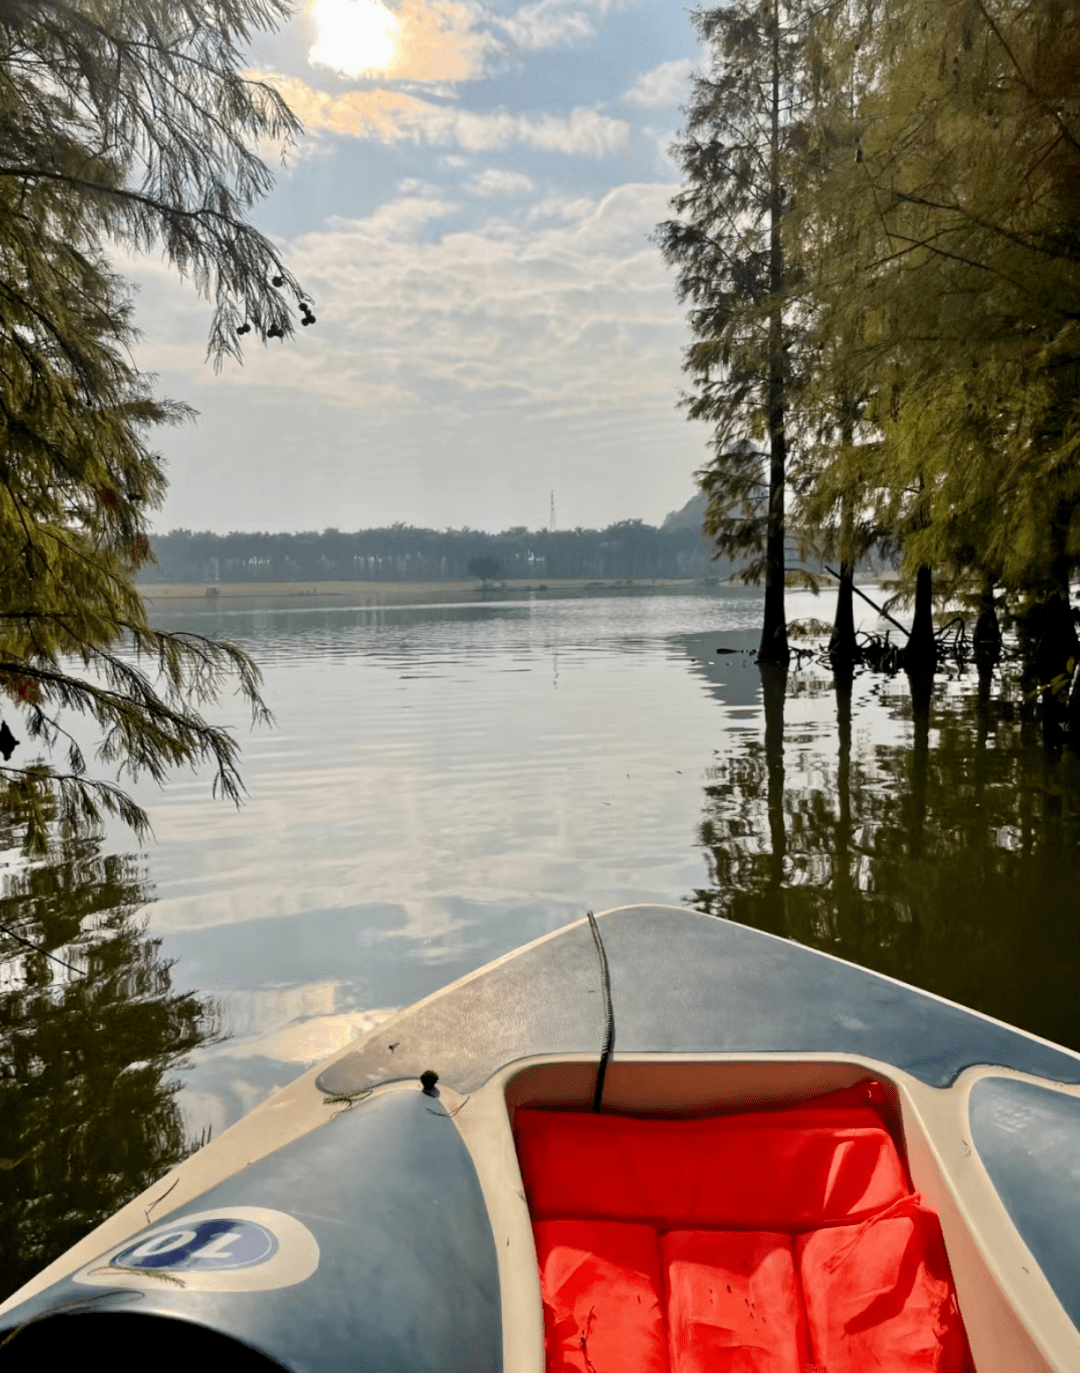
113 1219 278 1272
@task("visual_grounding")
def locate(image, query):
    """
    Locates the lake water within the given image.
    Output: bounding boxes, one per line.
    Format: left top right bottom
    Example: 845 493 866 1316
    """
140 586 779 1134
3 584 1080 1296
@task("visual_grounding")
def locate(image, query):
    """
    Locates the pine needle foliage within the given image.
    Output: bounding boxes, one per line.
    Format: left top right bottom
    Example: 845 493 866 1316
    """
0 1 301 851
795 0 1080 674
0 0 307 360
670 0 1080 678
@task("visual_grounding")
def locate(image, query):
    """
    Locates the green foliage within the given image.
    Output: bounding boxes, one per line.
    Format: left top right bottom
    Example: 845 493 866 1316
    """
676 0 1080 678
0 1 305 849
659 0 862 661
0 0 308 361
659 1 803 568
799 0 1080 665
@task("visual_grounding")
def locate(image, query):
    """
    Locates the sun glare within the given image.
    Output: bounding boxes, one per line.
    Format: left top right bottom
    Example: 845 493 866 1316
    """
310 0 401 77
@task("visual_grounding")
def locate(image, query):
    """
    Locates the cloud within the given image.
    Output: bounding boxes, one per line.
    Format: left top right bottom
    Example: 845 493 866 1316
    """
466 167 536 196
525 189 595 221
261 181 683 413
357 190 459 235
258 71 630 155
308 0 501 82
498 0 616 50
126 180 685 415
623 57 695 107
122 174 704 535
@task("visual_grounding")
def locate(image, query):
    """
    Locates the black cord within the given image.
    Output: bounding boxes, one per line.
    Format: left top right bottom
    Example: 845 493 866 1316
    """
586 909 615 1113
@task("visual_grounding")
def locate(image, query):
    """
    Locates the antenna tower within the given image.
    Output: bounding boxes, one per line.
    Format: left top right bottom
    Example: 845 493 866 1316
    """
549 490 556 533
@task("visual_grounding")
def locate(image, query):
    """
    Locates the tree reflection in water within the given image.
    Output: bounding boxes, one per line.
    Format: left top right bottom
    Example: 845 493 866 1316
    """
693 668 1080 1054
0 827 219 1301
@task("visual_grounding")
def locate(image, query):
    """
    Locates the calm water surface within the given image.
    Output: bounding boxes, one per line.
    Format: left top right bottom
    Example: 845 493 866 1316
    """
3 586 1079 1295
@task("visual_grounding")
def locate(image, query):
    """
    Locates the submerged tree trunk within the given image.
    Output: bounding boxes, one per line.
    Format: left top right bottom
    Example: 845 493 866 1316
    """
829 561 857 669
1013 509 1078 695
905 564 936 826
904 564 937 675
759 1 790 668
973 575 1002 676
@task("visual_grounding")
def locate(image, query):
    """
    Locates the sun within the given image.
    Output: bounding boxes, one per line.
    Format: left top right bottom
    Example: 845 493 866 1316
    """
309 0 401 78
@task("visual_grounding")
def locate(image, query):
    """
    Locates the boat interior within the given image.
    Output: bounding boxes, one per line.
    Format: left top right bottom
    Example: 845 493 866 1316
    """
451 1054 1067 1373
1 1053 1073 1372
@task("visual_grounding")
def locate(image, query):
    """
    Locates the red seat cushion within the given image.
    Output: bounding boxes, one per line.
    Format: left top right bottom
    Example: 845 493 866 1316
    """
516 1107 907 1230
533 1219 669 1373
663 1230 811 1373
797 1195 972 1372
520 1105 970 1373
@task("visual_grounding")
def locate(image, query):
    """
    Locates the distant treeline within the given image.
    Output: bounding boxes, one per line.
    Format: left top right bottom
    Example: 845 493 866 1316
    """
140 521 729 585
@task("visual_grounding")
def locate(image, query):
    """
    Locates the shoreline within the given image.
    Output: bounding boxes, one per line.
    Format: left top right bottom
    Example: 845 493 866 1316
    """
137 575 891 615
137 577 721 607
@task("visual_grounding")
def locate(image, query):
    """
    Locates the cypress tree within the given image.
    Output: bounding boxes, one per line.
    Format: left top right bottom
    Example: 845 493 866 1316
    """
660 0 821 667
800 0 1080 686
0 1 307 849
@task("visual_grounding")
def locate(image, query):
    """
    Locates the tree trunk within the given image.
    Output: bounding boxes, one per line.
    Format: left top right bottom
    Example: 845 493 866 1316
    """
904 564 937 675
758 0 790 668
973 575 1001 675
829 561 857 669
829 410 858 668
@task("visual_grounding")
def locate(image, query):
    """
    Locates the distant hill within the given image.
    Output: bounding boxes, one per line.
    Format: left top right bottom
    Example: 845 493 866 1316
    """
658 493 895 583
662 492 709 534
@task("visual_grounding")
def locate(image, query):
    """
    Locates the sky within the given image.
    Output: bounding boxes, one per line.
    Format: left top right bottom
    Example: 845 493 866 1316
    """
130 0 709 534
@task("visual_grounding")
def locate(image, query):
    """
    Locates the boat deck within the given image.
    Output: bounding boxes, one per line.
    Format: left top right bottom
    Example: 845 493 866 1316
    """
2 905 1079 1372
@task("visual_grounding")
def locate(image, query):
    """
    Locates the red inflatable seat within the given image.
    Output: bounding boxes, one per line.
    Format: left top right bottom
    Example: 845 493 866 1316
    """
533 1220 667 1373
516 1094 972 1373
664 1228 810 1373
798 1194 971 1373
516 1098 908 1231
